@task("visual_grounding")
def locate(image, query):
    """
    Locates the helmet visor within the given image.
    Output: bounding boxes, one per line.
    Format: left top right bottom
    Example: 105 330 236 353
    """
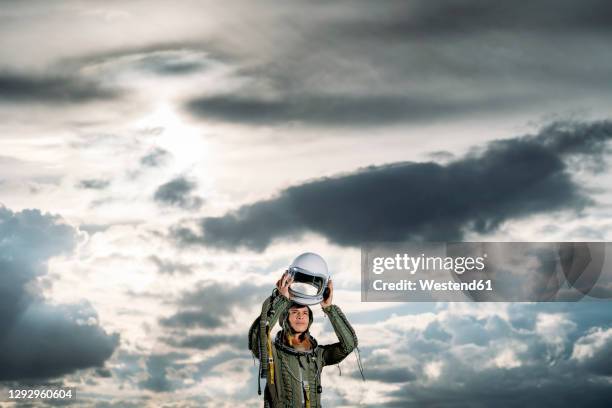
288 267 326 297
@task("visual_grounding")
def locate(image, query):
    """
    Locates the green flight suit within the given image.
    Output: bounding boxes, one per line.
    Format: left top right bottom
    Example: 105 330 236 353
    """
249 289 358 408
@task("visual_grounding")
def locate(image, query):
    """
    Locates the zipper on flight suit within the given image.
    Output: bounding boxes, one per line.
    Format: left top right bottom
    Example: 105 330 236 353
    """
298 355 311 408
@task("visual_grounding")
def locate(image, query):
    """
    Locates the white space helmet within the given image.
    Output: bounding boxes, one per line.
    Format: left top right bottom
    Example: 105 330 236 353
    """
287 252 330 306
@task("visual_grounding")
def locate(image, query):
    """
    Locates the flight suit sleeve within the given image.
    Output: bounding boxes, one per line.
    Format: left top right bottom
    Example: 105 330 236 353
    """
248 288 292 359
321 304 358 366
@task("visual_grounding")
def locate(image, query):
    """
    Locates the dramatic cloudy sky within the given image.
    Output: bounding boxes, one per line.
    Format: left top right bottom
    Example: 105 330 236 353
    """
1 1 612 407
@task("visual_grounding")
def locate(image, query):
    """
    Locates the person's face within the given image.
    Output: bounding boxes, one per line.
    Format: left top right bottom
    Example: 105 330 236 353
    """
288 306 309 333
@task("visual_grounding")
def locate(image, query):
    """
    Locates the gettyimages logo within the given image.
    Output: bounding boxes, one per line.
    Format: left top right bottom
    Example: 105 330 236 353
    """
361 242 612 302
371 253 487 275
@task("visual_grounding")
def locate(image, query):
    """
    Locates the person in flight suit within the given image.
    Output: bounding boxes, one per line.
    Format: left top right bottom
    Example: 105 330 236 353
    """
249 254 361 408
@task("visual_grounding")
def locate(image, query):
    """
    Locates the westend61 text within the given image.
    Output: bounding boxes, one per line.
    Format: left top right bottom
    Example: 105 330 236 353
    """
372 279 493 292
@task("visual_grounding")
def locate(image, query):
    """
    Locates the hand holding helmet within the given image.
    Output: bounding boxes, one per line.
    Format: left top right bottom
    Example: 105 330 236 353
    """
320 279 333 308
276 271 294 299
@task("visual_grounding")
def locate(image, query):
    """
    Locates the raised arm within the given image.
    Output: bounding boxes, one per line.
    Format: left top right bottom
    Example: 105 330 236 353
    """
248 272 293 359
318 280 358 365
248 289 291 358
321 304 358 365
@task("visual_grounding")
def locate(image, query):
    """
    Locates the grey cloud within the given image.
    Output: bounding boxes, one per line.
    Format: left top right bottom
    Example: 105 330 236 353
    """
428 151 456 162
0 205 119 381
336 0 612 38
91 398 152 408
160 310 224 329
125 349 247 395
0 155 29 166
89 49 210 78
94 403 150 408
443 315 496 346
134 52 208 76
77 179 111 190
140 148 171 167
530 120 612 156
111 350 193 395
95 368 112 378
173 120 610 251
382 370 612 408
69 42 231 75
172 196 299 250
163 334 243 351
352 367 416 383
78 223 112 235
185 93 523 126
566 226 608 240
148 255 192 275
159 282 270 330
423 321 452 342
360 302 612 408
1 302 120 381
0 72 121 104
139 352 189 392
572 329 612 376
511 302 612 341
182 1 612 127
108 350 143 384
154 177 204 210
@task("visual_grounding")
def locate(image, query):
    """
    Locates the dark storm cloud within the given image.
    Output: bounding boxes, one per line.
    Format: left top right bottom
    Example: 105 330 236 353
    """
159 282 270 330
153 176 203 210
530 120 612 156
173 120 611 251
336 0 612 38
0 72 121 104
77 179 111 190
140 147 171 167
185 93 523 126
183 1 612 127
1 302 120 381
0 205 119 381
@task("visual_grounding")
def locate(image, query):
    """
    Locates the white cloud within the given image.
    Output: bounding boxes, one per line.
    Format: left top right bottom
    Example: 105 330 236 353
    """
424 360 443 380
571 327 612 362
